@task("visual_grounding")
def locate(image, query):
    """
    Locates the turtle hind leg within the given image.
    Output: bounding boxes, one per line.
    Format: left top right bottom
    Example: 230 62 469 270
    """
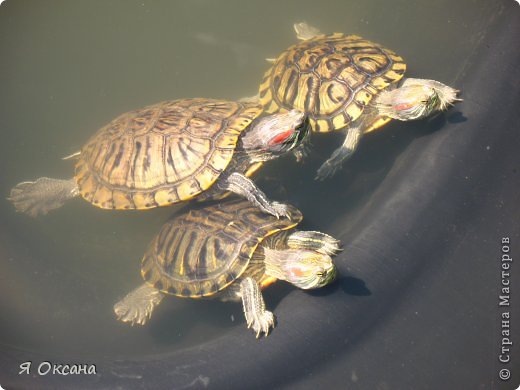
240 277 275 338
287 231 342 256
8 177 79 217
114 283 164 326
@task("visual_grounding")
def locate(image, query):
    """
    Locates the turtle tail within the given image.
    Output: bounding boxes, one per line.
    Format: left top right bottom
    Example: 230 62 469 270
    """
8 177 79 217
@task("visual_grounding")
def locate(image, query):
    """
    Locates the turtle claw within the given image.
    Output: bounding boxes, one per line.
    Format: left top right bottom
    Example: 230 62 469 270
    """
114 300 151 326
319 236 342 256
265 201 291 219
249 310 275 339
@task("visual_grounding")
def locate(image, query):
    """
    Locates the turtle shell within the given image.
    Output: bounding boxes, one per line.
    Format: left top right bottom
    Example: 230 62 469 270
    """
259 33 406 133
74 98 262 209
140 199 302 298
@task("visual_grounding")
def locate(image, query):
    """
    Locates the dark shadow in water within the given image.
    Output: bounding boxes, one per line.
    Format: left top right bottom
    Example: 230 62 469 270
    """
422 108 468 130
305 275 371 298
445 110 467 124
146 299 236 344
338 276 372 296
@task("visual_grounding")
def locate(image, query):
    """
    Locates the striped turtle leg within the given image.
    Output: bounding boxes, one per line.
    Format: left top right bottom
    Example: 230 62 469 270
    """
240 277 275 338
221 172 290 218
114 283 164 326
287 230 342 256
315 127 364 181
8 177 79 217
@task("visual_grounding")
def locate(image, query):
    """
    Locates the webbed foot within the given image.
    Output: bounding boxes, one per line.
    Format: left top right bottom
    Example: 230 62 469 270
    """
315 127 363 181
263 201 291 219
315 157 344 181
114 283 164 326
246 309 275 338
8 177 78 217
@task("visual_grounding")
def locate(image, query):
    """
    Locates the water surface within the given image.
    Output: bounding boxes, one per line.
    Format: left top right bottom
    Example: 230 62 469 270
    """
0 0 496 359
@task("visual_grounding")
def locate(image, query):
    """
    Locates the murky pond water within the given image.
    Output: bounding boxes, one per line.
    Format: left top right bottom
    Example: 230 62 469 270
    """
0 0 500 363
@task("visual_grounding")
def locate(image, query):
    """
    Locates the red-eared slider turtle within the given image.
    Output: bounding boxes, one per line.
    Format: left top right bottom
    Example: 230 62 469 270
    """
113 199 340 338
259 22 461 180
9 98 308 218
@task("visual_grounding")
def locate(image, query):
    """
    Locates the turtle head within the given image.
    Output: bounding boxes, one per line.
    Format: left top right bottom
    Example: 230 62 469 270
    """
374 78 462 121
283 251 337 289
264 248 337 290
241 110 309 161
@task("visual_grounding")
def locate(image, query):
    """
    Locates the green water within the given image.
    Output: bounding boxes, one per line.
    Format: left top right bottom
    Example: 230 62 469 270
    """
0 0 498 358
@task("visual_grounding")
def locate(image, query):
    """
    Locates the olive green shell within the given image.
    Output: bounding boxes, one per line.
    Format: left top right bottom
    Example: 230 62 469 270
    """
74 98 262 210
259 34 406 133
140 199 302 298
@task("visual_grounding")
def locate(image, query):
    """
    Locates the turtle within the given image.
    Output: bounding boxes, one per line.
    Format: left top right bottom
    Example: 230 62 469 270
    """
259 22 461 180
8 98 308 218
113 198 341 338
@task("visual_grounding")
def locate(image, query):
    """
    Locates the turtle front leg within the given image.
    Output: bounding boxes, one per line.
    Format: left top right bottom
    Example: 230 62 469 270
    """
222 172 290 218
239 277 275 338
315 127 363 181
8 177 79 217
287 231 342 256
114 283 164 326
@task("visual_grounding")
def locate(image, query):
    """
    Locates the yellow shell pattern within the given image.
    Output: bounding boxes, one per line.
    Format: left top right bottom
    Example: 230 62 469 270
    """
140 199 303 297
75 98 262 209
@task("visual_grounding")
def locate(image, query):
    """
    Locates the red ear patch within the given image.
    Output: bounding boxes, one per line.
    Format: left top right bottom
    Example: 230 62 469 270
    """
269 129 293 145
394 102 413 111
288 265 305 278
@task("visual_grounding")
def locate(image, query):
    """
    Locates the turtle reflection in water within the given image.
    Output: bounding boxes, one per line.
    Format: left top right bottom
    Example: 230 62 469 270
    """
9 98 308 218
260 22 461 180
114 199 341 338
